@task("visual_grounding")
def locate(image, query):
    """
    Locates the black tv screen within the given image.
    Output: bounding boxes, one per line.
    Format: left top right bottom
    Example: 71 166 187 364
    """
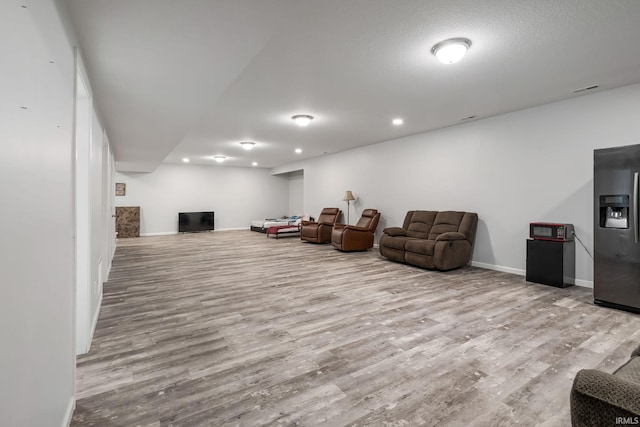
179 211 214 233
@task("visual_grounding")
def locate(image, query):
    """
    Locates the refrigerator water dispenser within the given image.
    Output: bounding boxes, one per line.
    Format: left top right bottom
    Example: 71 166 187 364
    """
599 195 629 229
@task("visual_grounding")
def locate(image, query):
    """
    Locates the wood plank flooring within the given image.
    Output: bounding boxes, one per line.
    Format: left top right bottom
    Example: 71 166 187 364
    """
72 231 640 426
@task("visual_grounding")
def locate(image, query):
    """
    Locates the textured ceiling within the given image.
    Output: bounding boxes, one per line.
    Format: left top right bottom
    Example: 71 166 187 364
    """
63 0 640 172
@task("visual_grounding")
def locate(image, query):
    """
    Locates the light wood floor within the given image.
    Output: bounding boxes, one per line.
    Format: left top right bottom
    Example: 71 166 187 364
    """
72 231 640 426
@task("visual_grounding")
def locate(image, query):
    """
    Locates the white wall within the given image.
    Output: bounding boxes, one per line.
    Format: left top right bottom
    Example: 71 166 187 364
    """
89 106 106 343
0 0 76 425
274 83 640 287
103 135 117 280
74 64 92 355
115 164 290 234
286 170 304 215
76 77 112 355
0 1 114 423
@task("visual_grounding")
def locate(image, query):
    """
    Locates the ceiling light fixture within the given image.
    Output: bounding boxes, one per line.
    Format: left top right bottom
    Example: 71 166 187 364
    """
182 158 189 163
392 118 403 125
431 38 472 64
240 141 256 150
213 155 226 163
292 114 314 126
295 148 302 154
252 162 258 166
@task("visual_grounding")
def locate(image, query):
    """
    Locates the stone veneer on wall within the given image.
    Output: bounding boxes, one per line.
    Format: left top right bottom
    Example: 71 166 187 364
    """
116 206 140 238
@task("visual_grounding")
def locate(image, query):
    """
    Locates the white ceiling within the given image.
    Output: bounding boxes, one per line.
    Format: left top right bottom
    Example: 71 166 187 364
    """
63 0 640 172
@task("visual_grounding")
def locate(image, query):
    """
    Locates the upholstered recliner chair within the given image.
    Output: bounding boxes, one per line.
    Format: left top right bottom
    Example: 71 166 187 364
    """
379 210 478 271
331 209 381 251
300 208 341 243
571 344 640 426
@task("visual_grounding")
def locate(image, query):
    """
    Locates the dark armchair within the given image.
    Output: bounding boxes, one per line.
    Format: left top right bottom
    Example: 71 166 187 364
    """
331 209 381 251
300 208 341 243
570 343 640 426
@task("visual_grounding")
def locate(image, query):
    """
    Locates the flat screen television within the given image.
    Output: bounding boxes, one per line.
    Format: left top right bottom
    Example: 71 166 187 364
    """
179 211 214 233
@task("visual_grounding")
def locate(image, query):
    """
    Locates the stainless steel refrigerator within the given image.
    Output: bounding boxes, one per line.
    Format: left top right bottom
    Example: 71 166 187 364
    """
594 144 640 313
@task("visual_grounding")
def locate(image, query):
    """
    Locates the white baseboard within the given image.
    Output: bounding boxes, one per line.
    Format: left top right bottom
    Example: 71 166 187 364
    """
471 260 593 288
471 261 525 276
574 278 594 288
140 231 177 236
140 227 250 237
471 261 526 276
87 291 103 352
62 396 75 427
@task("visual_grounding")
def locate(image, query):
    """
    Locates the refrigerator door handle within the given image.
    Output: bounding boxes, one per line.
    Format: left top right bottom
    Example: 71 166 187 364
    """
635 172 639 243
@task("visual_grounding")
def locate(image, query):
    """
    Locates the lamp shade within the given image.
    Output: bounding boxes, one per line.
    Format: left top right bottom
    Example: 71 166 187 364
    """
343 190 356 202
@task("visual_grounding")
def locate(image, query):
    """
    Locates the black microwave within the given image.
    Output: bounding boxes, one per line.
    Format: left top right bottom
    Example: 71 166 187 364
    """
529 222 574 241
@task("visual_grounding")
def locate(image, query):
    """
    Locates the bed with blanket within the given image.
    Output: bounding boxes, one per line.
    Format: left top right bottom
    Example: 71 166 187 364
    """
250 215 309 233
265 221 303 238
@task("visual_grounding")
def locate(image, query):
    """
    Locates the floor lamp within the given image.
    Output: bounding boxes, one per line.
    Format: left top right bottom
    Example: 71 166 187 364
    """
343 190 356 224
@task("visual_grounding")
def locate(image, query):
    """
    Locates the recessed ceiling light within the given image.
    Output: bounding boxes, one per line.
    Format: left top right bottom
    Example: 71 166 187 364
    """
392 118 403 125
295 148 302 154
252 162 258 166
292 114 314 126
182 158 189 163
240 141 256 150
431 38 472 64
213 155 226 163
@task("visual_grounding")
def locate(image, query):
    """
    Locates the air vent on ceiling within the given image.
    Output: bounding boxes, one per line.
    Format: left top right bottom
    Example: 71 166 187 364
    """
572 84 599 94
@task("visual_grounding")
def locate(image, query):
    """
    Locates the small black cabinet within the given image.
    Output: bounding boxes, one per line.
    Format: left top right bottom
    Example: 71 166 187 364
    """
526 239 575 288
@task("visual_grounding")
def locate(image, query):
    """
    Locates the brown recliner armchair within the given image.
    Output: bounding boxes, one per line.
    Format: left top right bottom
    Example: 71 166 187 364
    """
331 209 381 251
300 208 341 243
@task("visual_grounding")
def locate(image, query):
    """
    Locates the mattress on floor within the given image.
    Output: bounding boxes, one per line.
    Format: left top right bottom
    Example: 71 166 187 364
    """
250 216 307 233
250 218 291 229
